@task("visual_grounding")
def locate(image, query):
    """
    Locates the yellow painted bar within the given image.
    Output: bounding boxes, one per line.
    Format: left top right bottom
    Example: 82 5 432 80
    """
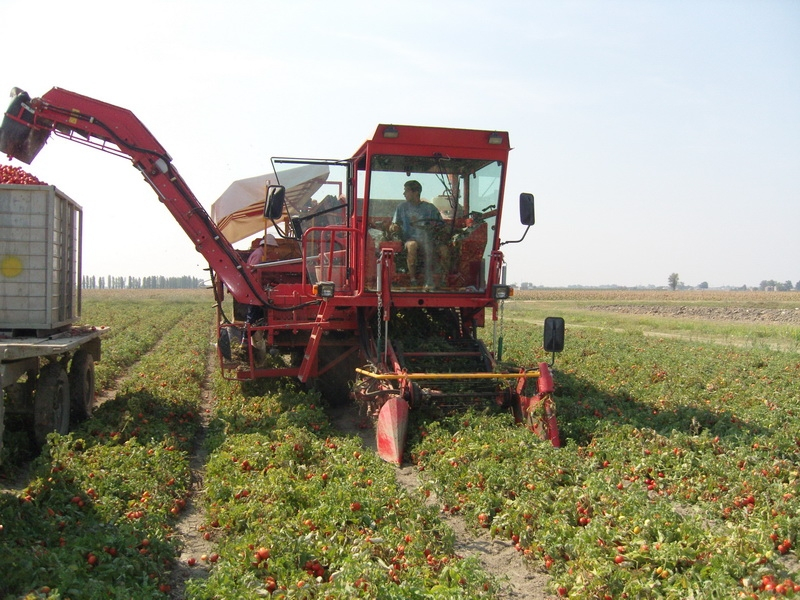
354 368 541 381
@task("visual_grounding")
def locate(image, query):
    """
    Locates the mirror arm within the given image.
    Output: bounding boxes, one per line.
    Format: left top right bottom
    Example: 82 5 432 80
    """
499 225 531 246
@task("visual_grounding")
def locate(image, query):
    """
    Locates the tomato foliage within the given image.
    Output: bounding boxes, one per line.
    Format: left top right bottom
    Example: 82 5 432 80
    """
414 319 800 598
0 295 211 598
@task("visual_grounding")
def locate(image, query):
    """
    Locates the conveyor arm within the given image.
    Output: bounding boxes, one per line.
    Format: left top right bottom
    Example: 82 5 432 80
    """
0 87 267 306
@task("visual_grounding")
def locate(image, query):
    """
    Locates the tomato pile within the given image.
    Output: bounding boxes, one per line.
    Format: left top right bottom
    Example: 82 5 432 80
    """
0 164 47 185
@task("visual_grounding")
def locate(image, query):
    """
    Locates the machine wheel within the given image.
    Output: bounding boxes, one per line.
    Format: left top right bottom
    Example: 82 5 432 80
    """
232 299 249 322
69 350 96 423
33 363 71 446
312 345 360 407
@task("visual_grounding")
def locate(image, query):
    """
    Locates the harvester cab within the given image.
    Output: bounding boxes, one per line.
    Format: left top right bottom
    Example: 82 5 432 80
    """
249 125 565 462
1 88 565 465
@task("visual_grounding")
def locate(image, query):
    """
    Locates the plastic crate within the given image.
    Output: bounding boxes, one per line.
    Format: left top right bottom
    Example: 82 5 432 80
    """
0 184 82 334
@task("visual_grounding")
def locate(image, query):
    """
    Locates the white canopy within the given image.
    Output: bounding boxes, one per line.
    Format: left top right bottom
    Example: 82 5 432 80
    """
211 164 330 243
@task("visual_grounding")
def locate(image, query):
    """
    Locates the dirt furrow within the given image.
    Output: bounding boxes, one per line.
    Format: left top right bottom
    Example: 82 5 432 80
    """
328 403 555 599
167 341 217 598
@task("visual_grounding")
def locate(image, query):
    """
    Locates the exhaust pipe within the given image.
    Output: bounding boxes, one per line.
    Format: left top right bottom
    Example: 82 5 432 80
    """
0 88 50 164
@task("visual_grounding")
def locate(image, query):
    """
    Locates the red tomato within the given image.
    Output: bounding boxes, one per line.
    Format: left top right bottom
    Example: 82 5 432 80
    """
0 165 46 185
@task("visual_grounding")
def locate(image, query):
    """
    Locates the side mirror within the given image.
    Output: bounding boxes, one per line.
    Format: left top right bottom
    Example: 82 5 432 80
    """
543 316 565 353
264 185 286 220
520 193 535 226
290 217 304 241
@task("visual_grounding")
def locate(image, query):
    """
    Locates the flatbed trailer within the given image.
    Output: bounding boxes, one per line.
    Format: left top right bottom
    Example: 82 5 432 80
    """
0 180 106 464
0 326 107 461
0 327 106 365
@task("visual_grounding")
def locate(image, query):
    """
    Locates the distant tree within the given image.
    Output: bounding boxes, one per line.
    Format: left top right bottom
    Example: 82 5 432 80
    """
668 273 679 291
698 281 708 289
759 279 794 291
82 275 202 289
796 280 800 291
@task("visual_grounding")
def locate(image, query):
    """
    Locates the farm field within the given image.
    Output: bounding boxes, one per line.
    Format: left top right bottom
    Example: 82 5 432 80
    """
0 289 798 599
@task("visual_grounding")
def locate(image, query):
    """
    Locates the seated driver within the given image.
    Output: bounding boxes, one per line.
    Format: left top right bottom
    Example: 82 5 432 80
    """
389 180 449 287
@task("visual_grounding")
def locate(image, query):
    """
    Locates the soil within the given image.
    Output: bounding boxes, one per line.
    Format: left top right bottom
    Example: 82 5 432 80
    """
168 349 218 598
588 304 800 324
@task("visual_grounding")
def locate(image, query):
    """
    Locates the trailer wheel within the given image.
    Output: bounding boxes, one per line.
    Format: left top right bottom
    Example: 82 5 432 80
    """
69 350 96 422
34 363 70 446
0 387 5 462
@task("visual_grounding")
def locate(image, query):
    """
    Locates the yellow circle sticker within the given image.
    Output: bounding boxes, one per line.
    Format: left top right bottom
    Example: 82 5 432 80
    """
1 255 24 278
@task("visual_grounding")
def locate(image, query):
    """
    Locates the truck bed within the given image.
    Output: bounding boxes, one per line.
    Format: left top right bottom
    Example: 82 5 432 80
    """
0 325 108 363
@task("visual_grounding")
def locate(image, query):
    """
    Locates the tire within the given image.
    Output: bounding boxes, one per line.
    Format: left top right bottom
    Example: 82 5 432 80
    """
0 387 5 461
33 363 70 447
232 299 249 322
313 343 360 407
69 350 96 423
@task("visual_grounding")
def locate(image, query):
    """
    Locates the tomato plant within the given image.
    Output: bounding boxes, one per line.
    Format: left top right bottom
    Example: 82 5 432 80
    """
0 293 211 598
2 289 798 599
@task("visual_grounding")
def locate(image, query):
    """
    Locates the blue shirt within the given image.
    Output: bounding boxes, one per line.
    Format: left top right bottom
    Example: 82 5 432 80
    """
392 200 443 242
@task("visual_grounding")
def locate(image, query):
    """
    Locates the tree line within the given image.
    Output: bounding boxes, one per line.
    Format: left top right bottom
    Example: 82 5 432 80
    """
670 274 799 291
758 279 799 292
82 275 204 289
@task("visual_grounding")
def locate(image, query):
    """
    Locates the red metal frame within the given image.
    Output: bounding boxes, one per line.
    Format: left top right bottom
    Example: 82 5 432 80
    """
2 89 531 400
2 90 564 461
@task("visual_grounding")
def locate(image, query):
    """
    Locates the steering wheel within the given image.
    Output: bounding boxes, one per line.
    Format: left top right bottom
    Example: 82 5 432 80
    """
411 218 443 230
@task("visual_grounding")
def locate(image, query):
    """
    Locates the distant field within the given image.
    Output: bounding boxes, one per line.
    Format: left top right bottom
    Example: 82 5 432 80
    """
82 288 213 303
513 289 799 310
506 290 800 352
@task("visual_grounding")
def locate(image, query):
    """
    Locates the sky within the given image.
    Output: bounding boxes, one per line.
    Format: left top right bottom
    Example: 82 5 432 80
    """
2 0 798 289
